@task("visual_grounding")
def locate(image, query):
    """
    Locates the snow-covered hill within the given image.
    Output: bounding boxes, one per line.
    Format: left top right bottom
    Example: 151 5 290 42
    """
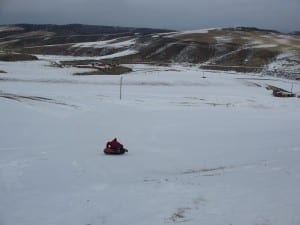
1 58 300 225
1 25 299 76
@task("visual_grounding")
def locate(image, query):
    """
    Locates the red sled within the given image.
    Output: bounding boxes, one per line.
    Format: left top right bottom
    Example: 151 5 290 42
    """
104 147 128 155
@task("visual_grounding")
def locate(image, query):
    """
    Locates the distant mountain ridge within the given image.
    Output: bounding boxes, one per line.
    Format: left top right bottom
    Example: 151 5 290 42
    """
0 24 299 76
290 31 300 35
13 23 174 36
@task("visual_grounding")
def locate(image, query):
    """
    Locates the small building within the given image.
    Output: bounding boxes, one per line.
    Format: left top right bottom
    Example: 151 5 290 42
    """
273 90 296 97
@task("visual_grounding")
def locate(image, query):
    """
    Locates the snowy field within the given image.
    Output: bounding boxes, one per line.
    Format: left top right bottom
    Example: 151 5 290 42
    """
1 59 300 225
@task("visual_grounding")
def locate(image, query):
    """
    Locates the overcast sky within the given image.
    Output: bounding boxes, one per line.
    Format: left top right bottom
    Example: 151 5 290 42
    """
0 0 299 32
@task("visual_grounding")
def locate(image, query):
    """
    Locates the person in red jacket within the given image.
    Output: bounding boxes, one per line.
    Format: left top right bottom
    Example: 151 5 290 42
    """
104 138 128 154
106 138 123 152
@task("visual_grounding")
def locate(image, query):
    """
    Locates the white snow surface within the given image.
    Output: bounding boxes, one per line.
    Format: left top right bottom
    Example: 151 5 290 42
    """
252 44 278 48
215 36 233 43
35 49 138 62
1 59 300 225
97 49 138 59
179 28 218 34
165 28 219 37
267 52 300 75
0 26 24 32
72 38 136 49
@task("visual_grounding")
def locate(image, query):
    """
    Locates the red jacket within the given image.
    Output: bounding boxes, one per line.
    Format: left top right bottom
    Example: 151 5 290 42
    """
106 138 123 149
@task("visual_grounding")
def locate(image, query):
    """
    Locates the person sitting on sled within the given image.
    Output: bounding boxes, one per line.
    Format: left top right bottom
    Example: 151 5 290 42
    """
106 138 124 152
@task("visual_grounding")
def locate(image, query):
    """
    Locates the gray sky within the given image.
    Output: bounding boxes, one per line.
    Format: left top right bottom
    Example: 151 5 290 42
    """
0 0 299 32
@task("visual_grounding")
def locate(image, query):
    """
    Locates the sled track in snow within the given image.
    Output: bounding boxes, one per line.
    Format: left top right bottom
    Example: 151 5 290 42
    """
0 91 77 108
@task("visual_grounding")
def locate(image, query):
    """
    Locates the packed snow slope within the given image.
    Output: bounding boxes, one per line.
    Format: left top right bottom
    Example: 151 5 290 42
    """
1 58 300 225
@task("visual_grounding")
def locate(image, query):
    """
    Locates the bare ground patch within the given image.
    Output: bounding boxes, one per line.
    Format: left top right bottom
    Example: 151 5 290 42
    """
73 65 132 75
0 53 38 61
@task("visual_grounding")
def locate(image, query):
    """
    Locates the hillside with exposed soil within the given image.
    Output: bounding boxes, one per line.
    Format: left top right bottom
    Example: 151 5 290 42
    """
1 24 299 77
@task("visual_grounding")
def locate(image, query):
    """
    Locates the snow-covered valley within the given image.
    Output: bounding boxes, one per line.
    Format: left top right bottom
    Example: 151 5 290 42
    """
1 58 300 225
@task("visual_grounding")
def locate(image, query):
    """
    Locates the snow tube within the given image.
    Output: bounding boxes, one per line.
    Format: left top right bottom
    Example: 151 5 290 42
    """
104 147 128 155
